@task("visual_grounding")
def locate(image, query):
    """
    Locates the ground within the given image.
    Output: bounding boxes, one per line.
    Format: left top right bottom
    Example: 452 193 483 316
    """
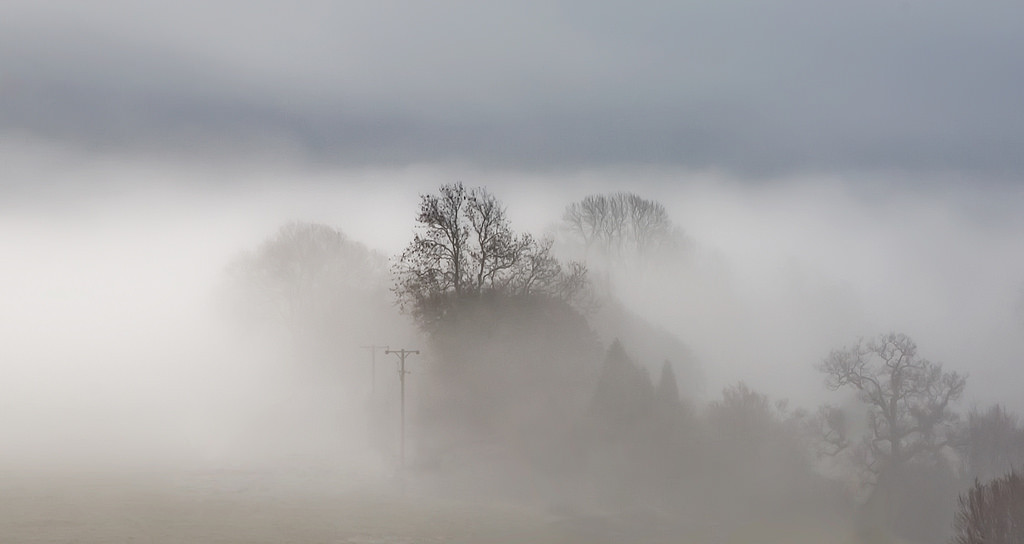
0 468 889 543
0 468 584 543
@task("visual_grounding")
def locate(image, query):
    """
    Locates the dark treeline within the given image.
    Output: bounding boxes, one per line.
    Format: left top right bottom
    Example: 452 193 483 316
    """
225 183 1024 543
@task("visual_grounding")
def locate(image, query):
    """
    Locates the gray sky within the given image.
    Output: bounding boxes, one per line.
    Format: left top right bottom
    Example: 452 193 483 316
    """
3 0 1023 176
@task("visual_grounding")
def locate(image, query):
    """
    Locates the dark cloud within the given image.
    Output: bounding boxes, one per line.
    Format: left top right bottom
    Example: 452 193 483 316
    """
2 0 1023 176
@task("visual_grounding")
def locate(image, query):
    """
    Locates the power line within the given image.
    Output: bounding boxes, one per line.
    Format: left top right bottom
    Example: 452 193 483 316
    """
359 345 389 395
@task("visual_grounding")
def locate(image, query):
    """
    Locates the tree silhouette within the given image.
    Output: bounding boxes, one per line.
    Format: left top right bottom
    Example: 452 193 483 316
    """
589 340 655 433
818 332 966 538
394 182 586 329
562 192 682 265
818 332 966 481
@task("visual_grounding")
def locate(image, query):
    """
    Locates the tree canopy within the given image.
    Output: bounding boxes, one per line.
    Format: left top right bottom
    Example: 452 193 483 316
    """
226 221 387 330
393 182 586 328
562 192 683 265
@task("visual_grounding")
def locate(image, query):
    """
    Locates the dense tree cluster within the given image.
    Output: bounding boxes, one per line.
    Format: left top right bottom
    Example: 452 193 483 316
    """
563 192 676 261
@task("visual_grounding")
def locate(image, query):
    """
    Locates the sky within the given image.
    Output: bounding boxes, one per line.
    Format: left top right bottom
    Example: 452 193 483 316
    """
2 1 1023 465
2 0 1024 176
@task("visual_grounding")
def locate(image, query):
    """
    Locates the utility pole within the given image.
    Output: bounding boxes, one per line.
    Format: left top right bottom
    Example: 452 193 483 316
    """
385 348 419 472
359 345 389 395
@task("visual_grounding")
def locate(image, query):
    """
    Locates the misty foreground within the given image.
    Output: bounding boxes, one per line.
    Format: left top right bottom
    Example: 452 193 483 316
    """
0 468 862 544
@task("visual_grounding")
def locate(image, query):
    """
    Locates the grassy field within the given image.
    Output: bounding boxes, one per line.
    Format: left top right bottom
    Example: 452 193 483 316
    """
0 469 583 543
0 469 894 543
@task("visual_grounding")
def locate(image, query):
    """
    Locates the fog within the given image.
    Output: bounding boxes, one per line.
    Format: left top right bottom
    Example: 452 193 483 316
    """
4 1 1024 541
3 142 1023 540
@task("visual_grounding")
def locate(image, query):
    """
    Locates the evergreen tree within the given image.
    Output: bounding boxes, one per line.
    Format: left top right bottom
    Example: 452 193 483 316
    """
656 359 681 410
590 340 655 432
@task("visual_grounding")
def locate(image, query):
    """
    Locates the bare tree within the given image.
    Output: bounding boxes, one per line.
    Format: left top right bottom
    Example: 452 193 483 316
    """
818 332 966 482
562 195 604 258
562 192 676 264
394 183 587 328
810 404 851 458
396 183 471 302
624 193 672 256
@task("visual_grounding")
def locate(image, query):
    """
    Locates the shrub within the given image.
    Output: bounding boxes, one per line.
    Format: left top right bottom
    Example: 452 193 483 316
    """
952 469 1024 544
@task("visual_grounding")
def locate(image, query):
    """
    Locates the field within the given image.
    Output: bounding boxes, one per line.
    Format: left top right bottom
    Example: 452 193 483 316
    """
0 468 590 543
0 468 879 543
